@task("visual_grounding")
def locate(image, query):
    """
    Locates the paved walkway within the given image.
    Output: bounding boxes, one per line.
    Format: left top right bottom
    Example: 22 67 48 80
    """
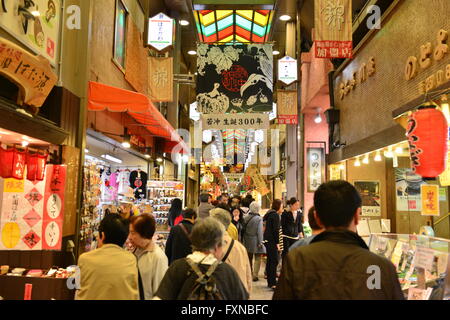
249 261 274 300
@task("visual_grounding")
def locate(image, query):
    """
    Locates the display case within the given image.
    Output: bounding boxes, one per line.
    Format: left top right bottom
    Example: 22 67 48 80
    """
147 180 184 231
369 233 450 300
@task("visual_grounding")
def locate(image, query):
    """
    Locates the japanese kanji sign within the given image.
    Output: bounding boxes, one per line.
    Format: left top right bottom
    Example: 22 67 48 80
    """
0 164 65 250
0 38 57 107
148 57 173 102
202 113 269 130
421 184 440 216
277 90 298 125
278 56 298 85
147 13 174 51
314 0 353 59
307 147 325 192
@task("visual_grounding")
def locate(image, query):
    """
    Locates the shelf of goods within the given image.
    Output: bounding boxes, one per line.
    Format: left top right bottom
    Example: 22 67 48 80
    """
148 181 184 232
369 233 450 300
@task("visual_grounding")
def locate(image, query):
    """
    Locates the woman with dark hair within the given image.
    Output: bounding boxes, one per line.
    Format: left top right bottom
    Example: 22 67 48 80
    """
129 214 168 299
230 206 244 241
263 199 284 290
281 197 304 258
167 198 183 228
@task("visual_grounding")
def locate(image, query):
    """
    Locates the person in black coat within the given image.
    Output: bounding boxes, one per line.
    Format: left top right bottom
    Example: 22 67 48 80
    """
165 208 197 265
263 199 284 290
281 197 304 258
167 198 183 228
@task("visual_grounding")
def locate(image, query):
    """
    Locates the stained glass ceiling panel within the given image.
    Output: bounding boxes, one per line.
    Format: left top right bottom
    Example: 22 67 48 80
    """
194 9 274 43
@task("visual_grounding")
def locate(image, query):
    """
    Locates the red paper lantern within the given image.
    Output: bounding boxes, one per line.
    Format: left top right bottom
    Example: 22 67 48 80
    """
12 149 26 180
407 107 448 178
0 146 15 178
26 151 48 181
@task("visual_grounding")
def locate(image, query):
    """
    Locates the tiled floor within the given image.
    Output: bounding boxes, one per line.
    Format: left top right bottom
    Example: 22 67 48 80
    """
249 261 274 300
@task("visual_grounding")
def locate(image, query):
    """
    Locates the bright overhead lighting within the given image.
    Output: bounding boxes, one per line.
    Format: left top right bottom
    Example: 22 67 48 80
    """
145 154 151 159
31 10 40 17
395 147 403 154
314 114 322 124
188 50 197 55
384 147 394 158
354 158 361 167
362 155 369 164
21 140 29 147
374 151 382 162
156 157 163 163
339 164 345 170
101 154 123 164
179 19 190 26
273 50 280 55
279 15 291 21
121 141 131 148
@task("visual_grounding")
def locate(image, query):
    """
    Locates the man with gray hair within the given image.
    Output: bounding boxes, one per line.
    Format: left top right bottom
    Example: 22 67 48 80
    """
210 208 252 293
242 201 266 282
154 217 249 300
197 193 214 220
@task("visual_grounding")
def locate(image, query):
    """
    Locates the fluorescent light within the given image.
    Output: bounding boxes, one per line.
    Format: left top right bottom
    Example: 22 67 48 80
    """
188 50 197 55
101 154 122 164
273 50 280 55
279 15 291 21
121 141 131 148
374 151 382 162
314 114 322 124
179 20 189 26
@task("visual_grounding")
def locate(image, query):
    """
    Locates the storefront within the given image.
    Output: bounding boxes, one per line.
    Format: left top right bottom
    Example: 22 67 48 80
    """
328 0 450 239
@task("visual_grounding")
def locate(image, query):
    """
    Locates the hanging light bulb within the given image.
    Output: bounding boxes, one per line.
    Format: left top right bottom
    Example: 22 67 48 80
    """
362 154 369 164
314 114 322 124
354 157 361 167
374 151 382 162
384 147 394 158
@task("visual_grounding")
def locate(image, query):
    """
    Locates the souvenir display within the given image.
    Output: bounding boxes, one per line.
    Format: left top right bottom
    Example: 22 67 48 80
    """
148 180 184 231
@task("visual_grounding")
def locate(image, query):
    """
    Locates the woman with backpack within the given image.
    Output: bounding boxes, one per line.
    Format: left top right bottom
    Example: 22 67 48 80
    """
154 217 249 300
242 201 266 282
167 198 183 228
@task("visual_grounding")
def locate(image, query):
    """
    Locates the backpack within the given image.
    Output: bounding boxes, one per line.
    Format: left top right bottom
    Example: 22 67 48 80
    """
185 258 224 300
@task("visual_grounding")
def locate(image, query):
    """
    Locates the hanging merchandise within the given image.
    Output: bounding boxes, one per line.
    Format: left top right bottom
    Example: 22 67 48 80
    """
26 151 48 181
407 107 448 178
117 169 131 194
129 169 148 200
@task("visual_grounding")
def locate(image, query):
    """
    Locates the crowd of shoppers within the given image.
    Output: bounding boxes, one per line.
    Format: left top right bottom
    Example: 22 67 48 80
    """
76 182 404 300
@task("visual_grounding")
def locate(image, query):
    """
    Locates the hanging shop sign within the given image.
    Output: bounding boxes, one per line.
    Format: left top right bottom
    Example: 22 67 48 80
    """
148 57 173 102
277 90 298 125
420 184 440 216
224 173 244 182
246 165 270 196
196 43 273 114
354 181 381 216
278 56 297 85
395 168 426 212
201 113 269 130
0 38 58 107
147 13 175 52
406 108 448 178
0 164 65 250
314 0 352 59
306 147 325 192
0 0 61 65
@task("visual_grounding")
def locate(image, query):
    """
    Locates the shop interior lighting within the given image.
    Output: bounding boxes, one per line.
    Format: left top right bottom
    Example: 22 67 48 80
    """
145 154 151 159
279 15 291 21
339 164 345 170
273 50 280 55
101 154 123 164
362 154 369 164
395 147 403 154
156 157 163 163
122 128 131 149
374 151 382 162
21 140 29 147
179 19 190 26
188 50 197 55
31 10 40 17
354 158 361 167
314 114 322 124
384 147 394 158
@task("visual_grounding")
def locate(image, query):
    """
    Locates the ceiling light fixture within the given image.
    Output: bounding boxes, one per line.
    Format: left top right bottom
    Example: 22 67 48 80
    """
21 140 29 147
279 15 291 21
314 114 322 124
31 10 40 17
362 154 369 164
188 50 197 55
156 157 163 163
374 151 382 162
101 154 123 164
122 128 131 149
179 19 190 26
273 50 280 55
384 147 394 158
395 147 403 154
354 158 361 167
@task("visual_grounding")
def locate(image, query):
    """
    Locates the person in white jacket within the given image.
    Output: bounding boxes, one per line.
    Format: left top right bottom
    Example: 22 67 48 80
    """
128 214 168 300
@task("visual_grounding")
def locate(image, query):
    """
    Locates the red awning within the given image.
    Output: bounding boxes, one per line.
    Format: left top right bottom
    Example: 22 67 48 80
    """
87 81 189 154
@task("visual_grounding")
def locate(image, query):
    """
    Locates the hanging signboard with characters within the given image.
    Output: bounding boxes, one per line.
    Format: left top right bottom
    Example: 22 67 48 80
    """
0 0 61 66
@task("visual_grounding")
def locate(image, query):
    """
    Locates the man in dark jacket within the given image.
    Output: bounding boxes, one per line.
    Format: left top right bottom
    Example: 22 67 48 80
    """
165 208 197 265
281 197 304 258
274 180 404 300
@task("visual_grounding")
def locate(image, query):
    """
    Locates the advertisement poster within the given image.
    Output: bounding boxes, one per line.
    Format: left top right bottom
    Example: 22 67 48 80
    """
395 168 426 212
196 43 273 114
354 181 381 216
421 185 440 216
0 0 61 65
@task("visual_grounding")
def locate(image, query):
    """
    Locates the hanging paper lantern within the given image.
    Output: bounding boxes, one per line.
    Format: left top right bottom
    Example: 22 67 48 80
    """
26 151 48 181
0 146 15 178
407 107 448 178
12 149 26 180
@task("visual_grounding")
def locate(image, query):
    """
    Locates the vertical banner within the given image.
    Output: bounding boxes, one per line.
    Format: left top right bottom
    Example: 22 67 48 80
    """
277 90 298 124
306 147 325 192
314 0 353 59
42 165 66 250
148 57 174 102
421 185 440 216
354 181 381 216
196 43 273 113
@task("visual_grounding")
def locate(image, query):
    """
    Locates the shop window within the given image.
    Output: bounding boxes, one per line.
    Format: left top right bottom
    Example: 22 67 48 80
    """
113 0 128 70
